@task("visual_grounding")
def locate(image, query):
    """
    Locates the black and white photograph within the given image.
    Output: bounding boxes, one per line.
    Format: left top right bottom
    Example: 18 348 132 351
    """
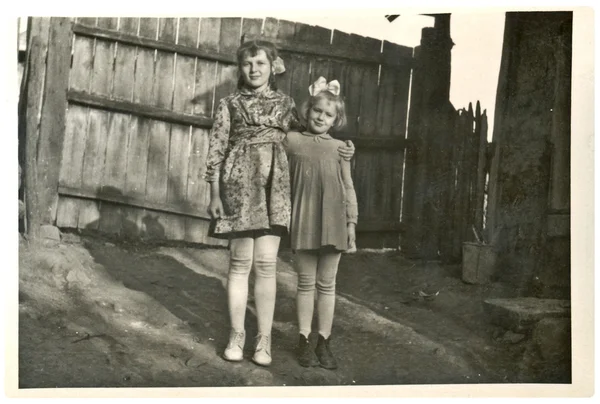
5 0 595 398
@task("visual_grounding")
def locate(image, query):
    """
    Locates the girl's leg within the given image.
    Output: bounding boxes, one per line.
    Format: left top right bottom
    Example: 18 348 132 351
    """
314 251 341 370
295 250 320 367
316 252 342 338
224 237 254 361
251 234 280 366
253 234 280 335
295 251 319 337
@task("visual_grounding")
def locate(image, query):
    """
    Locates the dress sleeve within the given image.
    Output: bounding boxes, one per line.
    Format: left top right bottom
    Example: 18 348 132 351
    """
204 99 231 183
340 158 358 224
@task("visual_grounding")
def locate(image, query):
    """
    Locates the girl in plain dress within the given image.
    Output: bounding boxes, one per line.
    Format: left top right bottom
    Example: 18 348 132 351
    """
285 77 358 369
205 43 354 367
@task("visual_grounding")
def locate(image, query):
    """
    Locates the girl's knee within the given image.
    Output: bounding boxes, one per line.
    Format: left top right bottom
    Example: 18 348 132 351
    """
254 254 277 278
316 276 336 295
297 273 316 292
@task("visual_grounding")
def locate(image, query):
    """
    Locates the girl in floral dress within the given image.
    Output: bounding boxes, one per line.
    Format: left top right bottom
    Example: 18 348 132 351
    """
205 41 354 367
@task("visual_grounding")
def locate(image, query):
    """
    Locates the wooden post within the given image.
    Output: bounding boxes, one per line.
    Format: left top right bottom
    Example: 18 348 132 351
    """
22 18 73 240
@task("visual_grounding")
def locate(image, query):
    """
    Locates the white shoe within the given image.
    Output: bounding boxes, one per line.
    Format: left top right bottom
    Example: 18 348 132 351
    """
252 334 272 366
223 330 245 362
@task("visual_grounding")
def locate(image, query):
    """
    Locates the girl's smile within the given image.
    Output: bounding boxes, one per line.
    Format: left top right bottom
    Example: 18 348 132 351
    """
240 50 272 92
307 98 337 134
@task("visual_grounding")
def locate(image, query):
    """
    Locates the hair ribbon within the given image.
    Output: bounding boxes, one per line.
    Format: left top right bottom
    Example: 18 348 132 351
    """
308 76 341 96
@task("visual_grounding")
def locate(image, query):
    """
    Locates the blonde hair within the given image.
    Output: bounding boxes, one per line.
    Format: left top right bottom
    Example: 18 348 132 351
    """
299 90 347 132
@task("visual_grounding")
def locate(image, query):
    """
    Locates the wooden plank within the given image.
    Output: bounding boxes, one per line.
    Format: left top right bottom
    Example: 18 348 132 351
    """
178 17 200 47
474 107 488 233
36 18 74 224
59 105 89 188
154 17 177 109
124 117 148 197
241 18 263 41
70 36 94 92
98 18 138 235
145 121 170 205
56 196 81 228
133 18 157 105
73 22 237 65
59 185 211 220
78 109 109 229
97 17 118 30
90 18 117 96
166 124 191 239
68 90 214 128
194 18 220 117
112 19 138 100
186 127 211 219
198 18 221 52
357 36 381 137
214 18 241 105
274 20 295 96
139 18 158 39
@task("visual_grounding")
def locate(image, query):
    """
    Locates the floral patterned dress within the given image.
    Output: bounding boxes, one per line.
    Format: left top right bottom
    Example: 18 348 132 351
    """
204 87 300 238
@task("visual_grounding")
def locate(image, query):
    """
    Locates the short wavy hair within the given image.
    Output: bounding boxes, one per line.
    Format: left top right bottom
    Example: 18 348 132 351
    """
236 40 279 90
299 90 347 132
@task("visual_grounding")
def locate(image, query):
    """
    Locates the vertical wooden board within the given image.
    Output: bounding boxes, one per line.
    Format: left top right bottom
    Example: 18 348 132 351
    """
262 17 279 40
158 17 177 43
77 199 101 230
133 19 157 105
81 109 109 192
273 20 295 95
198 18 221 52
69 35 94 91
56 197 82 228
356 37 380 137
187 127 210 214
214 18 241 105
145 121 170 204
391 64 412 138
77 17 97 26
90 38 115 96
193 60 217 116
154 19 176 109
173 55 196 113
178 18 200 47
241 18 263 40
124 116 148 197
332 32 361 136
139 18 158 39
392 149 406 220
98 113 128 236
167 124 191 207
140 211 167 241
98 201 123 235
112 18 139 100
219 17 242 54
59 105 89 188
161 212 186 241
376 66 395 137
97 17 118 30
296 23 332 83
118 17 139 35
120 206 142 238
103 113 130 191
289 53 311 109
185 217 228 246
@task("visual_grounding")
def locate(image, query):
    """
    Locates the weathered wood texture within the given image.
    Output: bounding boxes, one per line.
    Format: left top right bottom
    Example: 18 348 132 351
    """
29 16 415 247
485 12 572 297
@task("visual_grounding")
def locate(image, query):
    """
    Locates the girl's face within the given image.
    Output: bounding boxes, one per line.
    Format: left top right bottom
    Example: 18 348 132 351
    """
240 49 272 91
307 98 337 135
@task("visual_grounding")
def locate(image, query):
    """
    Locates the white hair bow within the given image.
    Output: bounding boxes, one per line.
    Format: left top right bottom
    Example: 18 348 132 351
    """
308 77 341 96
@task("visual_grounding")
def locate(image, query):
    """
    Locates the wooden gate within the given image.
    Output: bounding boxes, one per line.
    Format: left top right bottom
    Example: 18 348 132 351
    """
43 17 413 247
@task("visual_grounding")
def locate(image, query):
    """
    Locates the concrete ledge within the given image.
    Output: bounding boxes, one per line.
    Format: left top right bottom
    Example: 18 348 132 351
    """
483 297 571 332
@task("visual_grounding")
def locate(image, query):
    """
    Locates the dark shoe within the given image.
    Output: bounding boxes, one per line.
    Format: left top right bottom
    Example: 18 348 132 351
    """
296 334 318 367
315 334 338 369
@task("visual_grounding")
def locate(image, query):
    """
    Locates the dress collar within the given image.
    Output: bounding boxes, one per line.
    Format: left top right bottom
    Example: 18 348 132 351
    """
301 132 333 142
239 86 278 99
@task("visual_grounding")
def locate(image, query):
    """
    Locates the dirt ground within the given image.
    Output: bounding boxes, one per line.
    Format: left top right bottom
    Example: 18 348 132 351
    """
16 230 569 391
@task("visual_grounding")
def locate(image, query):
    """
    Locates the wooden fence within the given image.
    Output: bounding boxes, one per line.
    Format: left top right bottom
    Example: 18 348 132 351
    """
21 17 413 247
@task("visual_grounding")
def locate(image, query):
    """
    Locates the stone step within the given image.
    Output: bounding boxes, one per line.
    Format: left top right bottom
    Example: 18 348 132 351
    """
483 297 570 332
